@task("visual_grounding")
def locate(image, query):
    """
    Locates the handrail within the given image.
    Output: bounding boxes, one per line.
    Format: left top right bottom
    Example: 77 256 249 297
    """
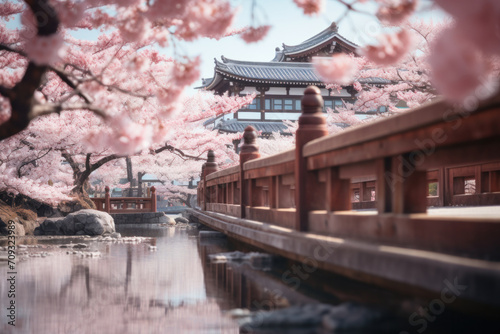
91 186 157 213
197 86 500 255
206 165 239 181
243 149 294 171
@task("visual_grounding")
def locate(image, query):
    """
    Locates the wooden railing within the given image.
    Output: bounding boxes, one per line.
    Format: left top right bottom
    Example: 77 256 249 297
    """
198 86 500 258
92 186 157 214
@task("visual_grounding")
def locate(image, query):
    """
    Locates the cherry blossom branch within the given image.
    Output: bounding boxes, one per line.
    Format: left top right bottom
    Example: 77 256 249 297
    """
0 62 47 140
24 0 59 36
152 144 208 161
48 67 93 104
61 152 81 176
30 102 108 119
0 44 27 58
0 0 60 140
17 147 52 177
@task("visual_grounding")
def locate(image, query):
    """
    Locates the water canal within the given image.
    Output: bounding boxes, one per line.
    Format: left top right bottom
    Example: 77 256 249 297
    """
0 218 497 334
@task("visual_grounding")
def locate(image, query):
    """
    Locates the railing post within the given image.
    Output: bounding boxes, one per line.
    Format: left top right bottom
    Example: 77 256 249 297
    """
392 154 427 214
200 164 206 209
240 126 260 218
150 186 157 212
204 150 218 211
104 186 111 213
295 86 328 231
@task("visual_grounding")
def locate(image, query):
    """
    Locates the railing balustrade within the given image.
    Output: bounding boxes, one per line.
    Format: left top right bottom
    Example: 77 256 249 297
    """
197 85 500 258
91 186 157 213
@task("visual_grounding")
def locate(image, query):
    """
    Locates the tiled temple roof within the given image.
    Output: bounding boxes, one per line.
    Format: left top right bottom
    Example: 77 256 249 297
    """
198 56 390 89
281 22 358 57
215 119 289 134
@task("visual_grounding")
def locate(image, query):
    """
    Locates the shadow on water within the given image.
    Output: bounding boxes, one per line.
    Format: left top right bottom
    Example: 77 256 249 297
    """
197 233 500 334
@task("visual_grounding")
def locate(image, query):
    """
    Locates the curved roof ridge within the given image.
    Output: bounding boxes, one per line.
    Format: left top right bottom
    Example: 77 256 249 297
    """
282 23 358 56
216 57 315 68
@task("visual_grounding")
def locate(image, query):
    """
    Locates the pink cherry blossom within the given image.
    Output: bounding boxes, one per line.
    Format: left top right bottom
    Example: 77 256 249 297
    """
428 26 495 101
376 0 418 25
52 0 86 28
435 0 500 55
293 0 325 15
0 2 23 19
24 33 65 65
313 54 358 85
359 29 414 66
172 56 201 87
175 0 236 41
145 0 189 21
117 7 149 42
353 81 362 91
240 25 271 43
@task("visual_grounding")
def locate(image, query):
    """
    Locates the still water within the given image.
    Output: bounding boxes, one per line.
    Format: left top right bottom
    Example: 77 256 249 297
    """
0 223 496 334
1 225 239 334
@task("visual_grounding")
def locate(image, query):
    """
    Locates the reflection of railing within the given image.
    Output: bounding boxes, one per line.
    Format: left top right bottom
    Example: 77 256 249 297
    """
92 186 157 213
198 86 500 257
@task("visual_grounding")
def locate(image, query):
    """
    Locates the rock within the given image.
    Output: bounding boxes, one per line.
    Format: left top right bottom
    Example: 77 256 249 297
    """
0 191 56 218
110 232 121 238
0 200 39 236
167 216 176 226
73 243 88 249
57 195 95 217
34 209 115 236
174 217 189 224
241 303 388 331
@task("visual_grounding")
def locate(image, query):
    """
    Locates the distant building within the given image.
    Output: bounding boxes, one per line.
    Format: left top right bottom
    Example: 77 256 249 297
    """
199 22 389 136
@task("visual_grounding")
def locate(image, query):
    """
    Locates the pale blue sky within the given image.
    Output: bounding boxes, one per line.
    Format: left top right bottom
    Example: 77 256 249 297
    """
178 0 446 91
7 0 446 92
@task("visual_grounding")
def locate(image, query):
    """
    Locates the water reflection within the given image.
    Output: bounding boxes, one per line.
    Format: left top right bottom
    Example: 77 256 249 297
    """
2 225 495 334
0 226 239 334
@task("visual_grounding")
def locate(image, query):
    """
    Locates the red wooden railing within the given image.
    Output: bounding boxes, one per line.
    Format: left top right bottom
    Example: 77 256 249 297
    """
198 86 500 258
92 186 157 214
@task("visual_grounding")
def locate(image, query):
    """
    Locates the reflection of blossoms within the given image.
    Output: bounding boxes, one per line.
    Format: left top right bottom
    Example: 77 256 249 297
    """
313 54 358 85
359 29 414 66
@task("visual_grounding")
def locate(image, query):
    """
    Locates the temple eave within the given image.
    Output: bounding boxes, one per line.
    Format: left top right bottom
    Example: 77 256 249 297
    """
215 71 325 86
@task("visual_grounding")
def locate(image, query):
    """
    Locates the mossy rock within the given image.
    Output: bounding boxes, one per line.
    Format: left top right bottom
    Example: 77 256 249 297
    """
57 195 96 216
0 200 40 236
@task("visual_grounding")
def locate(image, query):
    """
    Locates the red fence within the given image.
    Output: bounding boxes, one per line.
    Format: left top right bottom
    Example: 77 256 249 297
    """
92 186 157 214
197 86 500 257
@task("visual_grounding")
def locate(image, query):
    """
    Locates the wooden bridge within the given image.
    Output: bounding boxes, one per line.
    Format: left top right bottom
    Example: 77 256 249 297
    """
189 86 500 312
91 186 157 214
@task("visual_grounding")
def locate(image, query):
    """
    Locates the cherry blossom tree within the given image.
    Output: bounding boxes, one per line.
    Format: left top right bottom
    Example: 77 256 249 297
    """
0 90 253 205
307 0 500 104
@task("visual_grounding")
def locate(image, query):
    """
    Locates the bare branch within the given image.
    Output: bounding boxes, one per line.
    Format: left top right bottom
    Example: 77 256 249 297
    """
152 143 208 161
29 102 108 119
17 147 52 177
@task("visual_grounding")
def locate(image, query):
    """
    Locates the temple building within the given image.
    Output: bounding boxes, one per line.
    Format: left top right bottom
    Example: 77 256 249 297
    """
199 22 389 135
